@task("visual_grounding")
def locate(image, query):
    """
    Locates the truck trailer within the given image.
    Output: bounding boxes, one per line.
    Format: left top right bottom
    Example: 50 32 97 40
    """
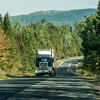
35 49 56 76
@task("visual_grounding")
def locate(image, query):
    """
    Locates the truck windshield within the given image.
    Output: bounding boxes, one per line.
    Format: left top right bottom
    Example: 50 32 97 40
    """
37 57 51 62
36 57 52 67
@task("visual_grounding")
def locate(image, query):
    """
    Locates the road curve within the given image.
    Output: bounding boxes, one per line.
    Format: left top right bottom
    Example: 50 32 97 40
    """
0 58 96 100
56 58 83 76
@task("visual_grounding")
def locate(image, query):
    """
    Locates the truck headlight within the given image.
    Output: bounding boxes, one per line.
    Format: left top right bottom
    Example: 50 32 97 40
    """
35 67 39 73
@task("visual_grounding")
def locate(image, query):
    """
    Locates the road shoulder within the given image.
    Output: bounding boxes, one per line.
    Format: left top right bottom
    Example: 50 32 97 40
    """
82 77 100 100
76 64 100 100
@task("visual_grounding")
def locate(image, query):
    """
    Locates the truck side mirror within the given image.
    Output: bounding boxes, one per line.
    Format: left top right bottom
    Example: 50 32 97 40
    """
52 58 54 62
34 58 36 63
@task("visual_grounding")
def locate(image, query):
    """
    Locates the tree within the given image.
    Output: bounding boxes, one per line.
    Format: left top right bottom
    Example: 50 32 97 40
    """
3 12 13 36
74 21 86 37
0 27 10 68
0 14 3 28
0 27 22 70
96 0 100 36
41 19 46 26
0 14 2 23
13 18 23 37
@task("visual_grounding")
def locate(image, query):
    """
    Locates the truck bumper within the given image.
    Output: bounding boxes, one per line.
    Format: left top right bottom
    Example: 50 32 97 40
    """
35 70 52 74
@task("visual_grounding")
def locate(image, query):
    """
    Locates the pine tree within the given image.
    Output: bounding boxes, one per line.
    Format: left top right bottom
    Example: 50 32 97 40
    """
0 14 2 23
3 12 12 36
0 14 3 28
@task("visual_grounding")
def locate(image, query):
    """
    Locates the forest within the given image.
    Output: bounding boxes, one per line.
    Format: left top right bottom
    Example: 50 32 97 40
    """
0 2 100 77
12 8 97 27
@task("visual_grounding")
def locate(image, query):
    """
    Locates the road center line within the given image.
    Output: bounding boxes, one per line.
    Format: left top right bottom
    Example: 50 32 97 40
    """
68 63 71 67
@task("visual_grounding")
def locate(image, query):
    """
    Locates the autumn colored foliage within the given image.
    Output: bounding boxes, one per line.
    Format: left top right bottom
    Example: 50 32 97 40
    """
0 28 11 67
0 27 22 70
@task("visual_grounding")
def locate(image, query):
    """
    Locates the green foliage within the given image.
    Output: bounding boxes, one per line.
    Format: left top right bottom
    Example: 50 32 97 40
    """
0 14 2 22
41 19 46 26
12 18 82 71
79 1 100 74
0 14 3 28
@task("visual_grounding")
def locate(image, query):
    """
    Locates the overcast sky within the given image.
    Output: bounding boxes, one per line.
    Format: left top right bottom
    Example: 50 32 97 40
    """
0 0 98 17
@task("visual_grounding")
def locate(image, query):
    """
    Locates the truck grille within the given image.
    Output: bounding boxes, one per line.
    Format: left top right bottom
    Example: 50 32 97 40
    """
39 62 48 70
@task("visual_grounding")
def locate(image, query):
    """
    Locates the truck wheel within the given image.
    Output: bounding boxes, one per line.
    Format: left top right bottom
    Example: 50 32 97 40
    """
36 74 40 76
40 73 44 76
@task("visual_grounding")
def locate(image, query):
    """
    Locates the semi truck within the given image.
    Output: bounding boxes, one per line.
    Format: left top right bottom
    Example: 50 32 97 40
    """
35 49 56 76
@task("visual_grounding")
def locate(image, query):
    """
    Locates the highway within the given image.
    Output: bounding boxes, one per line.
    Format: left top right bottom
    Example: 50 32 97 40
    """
0 58 96 100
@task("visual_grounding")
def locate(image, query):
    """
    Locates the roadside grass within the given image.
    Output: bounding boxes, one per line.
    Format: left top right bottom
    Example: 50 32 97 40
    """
0 67 35 80
76 63 100 99
0 76 9 80
76 63 100 83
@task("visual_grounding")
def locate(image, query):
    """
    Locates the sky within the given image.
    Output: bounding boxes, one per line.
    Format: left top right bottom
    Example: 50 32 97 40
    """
0 0 99 17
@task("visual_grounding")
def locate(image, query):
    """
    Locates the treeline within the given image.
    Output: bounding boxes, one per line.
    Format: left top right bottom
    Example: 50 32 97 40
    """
0 14 82 73
76 1 100 74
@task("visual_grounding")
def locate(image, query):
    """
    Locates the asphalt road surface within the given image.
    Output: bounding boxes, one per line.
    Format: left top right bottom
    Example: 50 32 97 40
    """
0 58 96 100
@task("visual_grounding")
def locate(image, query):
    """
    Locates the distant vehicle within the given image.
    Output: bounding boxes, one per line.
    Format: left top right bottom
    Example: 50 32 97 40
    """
35 49 56 76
